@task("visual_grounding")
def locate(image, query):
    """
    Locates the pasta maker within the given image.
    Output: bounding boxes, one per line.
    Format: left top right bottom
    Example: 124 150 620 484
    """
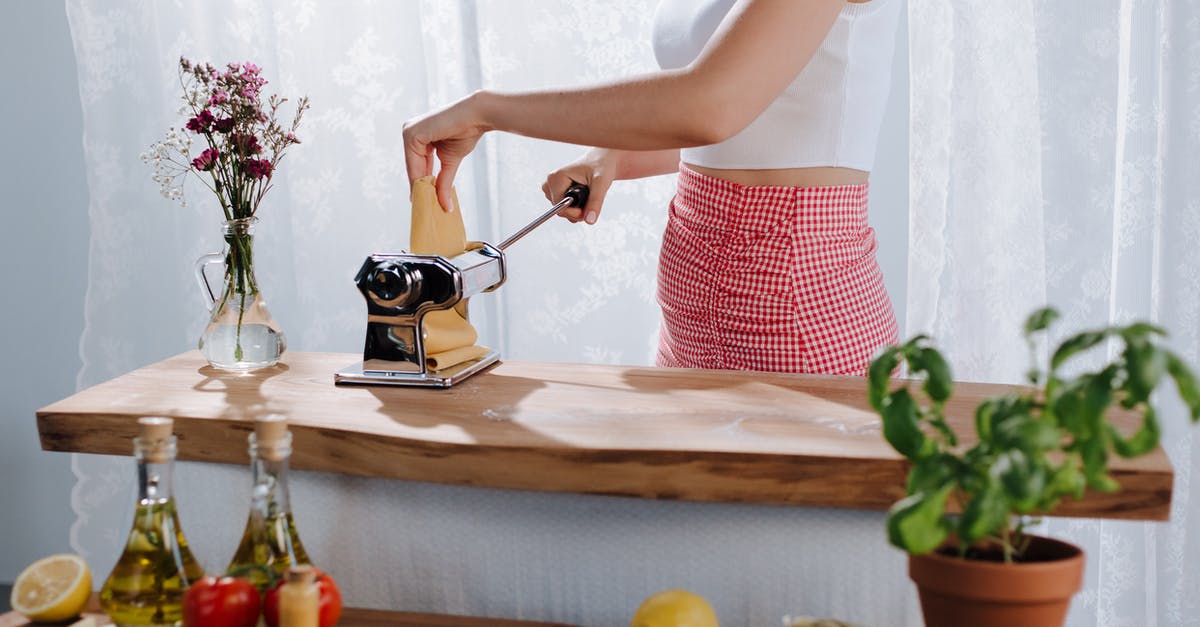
335 184 588 388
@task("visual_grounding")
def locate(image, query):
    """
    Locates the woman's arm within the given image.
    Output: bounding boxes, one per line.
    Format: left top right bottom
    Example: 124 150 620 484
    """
611 148 682 181
405 0 845 209
542 148 681 225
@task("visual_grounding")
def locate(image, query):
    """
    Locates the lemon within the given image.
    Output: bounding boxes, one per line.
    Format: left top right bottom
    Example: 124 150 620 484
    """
631 589 719 627
10 554 92 622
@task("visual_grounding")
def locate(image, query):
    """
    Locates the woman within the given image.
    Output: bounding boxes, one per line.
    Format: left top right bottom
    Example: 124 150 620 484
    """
403 0 902 375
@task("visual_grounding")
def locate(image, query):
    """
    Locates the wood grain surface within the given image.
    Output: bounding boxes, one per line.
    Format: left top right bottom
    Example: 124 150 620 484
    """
36 351 1174 520
0 596 575 627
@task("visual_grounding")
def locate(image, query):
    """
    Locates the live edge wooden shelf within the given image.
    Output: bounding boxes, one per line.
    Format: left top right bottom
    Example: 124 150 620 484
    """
37 351 1172 521
0 596 572 626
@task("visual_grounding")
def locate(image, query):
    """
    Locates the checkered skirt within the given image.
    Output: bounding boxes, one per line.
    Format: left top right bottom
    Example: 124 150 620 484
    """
655 164 899 375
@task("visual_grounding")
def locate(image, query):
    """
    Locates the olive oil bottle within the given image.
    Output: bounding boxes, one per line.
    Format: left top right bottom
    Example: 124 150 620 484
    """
227 415 311 591
100 417 205 626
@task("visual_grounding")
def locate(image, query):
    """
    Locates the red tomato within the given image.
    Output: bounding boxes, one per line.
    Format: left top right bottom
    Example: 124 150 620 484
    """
263 567 343 627
182 575 261 627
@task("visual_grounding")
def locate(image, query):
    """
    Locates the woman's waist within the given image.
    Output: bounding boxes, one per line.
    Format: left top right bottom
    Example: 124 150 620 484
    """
674 163 871 234
683 163 869 188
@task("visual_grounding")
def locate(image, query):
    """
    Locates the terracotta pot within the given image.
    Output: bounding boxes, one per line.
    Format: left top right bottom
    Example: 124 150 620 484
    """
909 535 1084 627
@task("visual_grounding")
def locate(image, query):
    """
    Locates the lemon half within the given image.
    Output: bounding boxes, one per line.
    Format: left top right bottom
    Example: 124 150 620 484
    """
631 589 719 627
10 553 92 622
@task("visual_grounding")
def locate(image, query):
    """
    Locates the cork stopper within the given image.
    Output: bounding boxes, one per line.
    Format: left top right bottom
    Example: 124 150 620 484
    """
253 414 291 462
285 565 316 585
137 417 175 463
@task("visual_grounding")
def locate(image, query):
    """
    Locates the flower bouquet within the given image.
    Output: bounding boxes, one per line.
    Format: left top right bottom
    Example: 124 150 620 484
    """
142 57 309 369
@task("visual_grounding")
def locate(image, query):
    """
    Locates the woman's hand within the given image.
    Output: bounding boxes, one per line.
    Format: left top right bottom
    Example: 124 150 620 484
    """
542 149 620 225
403 92 491 212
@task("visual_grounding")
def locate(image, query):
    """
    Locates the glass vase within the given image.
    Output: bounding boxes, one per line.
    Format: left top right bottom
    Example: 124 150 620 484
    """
194 218 286 370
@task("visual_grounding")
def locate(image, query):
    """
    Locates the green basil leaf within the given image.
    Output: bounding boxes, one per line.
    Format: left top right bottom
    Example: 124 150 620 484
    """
1122 338 1166 405
1024 307 1060 337
906 454 956 494
916 347 953 402
868 345 904 411
1018 419 1062 452
1043 462 1085 505
1052 330 1112 370
989 397 1037 449
886 485 953 554
1053 374 1111 439
882 389 935 460
1108 407 1160 458
1080 434 1119 492
975 398 999 443
958 480 1010 544
1121 321 1167 339
1166 351 1200 421
999 450 1045 514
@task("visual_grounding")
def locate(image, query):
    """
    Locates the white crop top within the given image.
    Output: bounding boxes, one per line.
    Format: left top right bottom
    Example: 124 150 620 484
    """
652 0 902 171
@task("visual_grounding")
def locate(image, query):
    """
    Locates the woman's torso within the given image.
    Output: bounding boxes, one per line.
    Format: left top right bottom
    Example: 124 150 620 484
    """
652 0 903 188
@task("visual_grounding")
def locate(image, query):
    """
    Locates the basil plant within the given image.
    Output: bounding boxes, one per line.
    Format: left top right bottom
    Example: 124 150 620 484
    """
868 308 1200 562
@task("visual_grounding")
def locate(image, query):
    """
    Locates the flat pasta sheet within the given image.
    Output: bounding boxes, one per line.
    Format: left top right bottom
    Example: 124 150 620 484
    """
409 177 490 370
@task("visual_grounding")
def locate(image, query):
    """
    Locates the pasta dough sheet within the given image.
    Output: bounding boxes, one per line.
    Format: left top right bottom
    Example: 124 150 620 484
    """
410 176 490 370
426 344 491 371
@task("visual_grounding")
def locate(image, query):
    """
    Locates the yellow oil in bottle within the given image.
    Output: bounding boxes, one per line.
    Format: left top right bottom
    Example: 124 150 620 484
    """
227 510 310 591
226 416 312 592
100 418 205 627
99 498 205 626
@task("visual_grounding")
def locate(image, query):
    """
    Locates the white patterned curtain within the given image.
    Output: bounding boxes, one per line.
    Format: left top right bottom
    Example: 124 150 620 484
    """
909 0 1200 624
65 2 920 625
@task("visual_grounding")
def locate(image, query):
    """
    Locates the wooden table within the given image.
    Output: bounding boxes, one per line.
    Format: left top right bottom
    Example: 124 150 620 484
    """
36 351 1173 520
0 597 573 626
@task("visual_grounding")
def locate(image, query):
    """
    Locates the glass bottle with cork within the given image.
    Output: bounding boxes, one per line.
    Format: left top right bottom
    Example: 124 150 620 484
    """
279 565 320 627
100 416 205 626
227 414 311 591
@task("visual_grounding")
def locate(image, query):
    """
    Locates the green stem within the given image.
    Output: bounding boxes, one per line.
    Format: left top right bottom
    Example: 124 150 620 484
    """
226 563 279 589
1002 525 1014 564
225 229 257 363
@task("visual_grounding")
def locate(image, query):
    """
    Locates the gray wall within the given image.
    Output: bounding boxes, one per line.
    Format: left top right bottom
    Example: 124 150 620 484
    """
0 0 89 581
0 0 908 585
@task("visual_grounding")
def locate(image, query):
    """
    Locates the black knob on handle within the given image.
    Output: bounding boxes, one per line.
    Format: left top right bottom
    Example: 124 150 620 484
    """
563 183 589 208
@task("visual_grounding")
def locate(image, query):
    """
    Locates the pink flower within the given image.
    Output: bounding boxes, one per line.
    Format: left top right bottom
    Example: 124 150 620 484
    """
228 133 262 155
185 109 215 133
243 159 273 179
191 148 220 171
241 84 260 99
286 132 300 144
208 90 229 106
213 117 235 133
242 62 261 75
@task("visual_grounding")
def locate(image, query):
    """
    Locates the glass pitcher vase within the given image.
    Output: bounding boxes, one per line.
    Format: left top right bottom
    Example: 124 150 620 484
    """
194 218 286 370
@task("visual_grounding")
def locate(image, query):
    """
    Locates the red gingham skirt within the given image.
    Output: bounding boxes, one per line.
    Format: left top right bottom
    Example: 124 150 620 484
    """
655 164 899 375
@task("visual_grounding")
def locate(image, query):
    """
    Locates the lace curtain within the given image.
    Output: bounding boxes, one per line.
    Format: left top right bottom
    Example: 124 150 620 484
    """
908 0 1200 624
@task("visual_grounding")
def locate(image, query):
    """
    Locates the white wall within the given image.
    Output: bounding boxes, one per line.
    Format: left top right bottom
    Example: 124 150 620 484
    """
0 0 908 585
0 0 90 581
